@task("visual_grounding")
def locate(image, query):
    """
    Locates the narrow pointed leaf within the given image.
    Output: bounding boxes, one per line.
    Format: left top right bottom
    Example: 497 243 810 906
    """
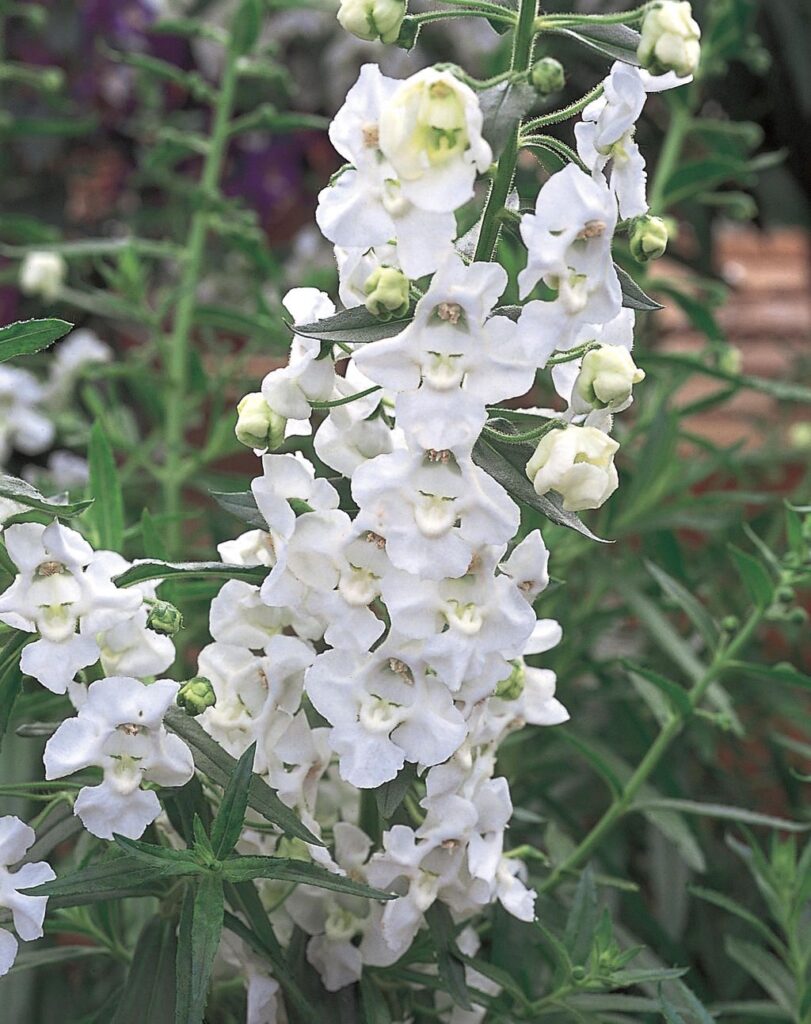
111 916 177 1024
0 472 93 517
221 855 394 899
113 834 202 873
210 742 256 858
479 79 537 157
0 318 73 362
0 631 30 752
22 854 181 905
175 876 224 1024
426 902 472 1012
549 23 642 65
113 559 266 588
728 546 774 608
292 305 412 345
616 265 663 311
210 489 267 529
88 422 124 550
645 561 719 650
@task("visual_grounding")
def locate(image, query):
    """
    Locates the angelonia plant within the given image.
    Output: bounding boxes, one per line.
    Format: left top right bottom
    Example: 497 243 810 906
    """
6 1 804 1022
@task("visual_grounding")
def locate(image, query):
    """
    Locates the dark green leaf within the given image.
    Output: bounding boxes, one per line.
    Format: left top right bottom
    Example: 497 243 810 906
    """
230 0 262 54
113 560 266 588
624 662 691 718
633 798 810 832
360 974 392 1024
112 835 202 873
564 865 598 964
292 305 412 345
426 902 472 1012
549 23 642 65
478 79 537 157
0 473 93 517
616 265 663 311
164 707 322 845
175 876 224 1024
689 886 785 951
141 508 167 560
395 15 420 50
728 546 774 608
210 742 256 858
0 631 29 752
221 855 395 899
725 938 796 1013
88 422 124 550
728 660 811 691
8 945 108 974
0 318 73 362
662 157 755 207
23 854 180 905
611 967 688 987
557 731 624 797
210 489 267 530
472 435 609 543
374 763 417 821
111 916 177 1024
645 561 719 650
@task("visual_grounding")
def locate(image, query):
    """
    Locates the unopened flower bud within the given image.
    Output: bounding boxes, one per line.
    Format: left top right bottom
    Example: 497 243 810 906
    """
718 345 742 376
177 676 216 716
19 251 65 302
337 0 406 44
146 600 184 637
495 660 525 701
236 392 286 451
364 266 410 320
788 423 811 451
574 345 645 411
629 215 669 263
638 1 701 78
530 57 565 95
526 425 619 512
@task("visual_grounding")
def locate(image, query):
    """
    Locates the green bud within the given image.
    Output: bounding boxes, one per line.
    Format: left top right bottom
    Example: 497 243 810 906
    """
364 266 410 320
41 68 65 93
495 660 525 701
236 392 286 451
530 57 565 95
337 0 407 45
177 676 217 716
787 607 808 625
721 615 739 633
629 215 669 263
718 345 742 376
146 600 184 637
776 586 795 605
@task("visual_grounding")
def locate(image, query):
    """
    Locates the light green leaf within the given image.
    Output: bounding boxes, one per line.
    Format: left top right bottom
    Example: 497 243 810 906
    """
88 422 124 550
729 661 811 691
0 318 73 362
624 662 691 718
728 545 775 608
633 799 809 832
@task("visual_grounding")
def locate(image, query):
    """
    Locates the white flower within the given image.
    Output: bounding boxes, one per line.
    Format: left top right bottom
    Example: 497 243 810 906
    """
209 580 287 648
0 366 55 463
378 68 492 213
313 366 398 478
550 308 636 411
0 816 55 977
572 344 645 413
638 1 701 78
251 453 339 542
305 647 467 787
353 450 519 581
0 521 141 693
500 530 550 601
44 676 194 839
217 530 276 568
19 252 65 301
45 329 111 404
526 425 619 512
335 243 399 310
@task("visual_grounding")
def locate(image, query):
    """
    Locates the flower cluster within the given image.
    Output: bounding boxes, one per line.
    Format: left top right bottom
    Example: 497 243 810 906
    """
0 816 55 977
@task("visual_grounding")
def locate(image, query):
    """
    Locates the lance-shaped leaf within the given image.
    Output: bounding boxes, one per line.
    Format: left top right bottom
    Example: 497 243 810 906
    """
111 915 177 1024
210 489 267 529
164 707 322 846
175 876 225 1024
472 434 609 543
425 902 472 1011
0 318 73 363
113 834 203 874
645 561 719 650
0 631 30 752
374 763 417 821
221 855 395 900
616 265 663 311
22 853 183 906
88 422 124 551
113 559 266 588
548 22 642 65
210 742 256 858
292 305 413 345
479 79 537 158
728 545 774 608
0 473 93 517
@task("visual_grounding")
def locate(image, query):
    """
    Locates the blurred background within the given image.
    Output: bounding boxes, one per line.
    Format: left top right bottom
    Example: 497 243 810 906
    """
0 1 809 1020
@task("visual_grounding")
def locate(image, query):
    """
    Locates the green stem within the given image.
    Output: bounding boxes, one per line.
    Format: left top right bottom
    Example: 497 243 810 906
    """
411 9 516 27
162 47 239 557
647 102 690 214
522 83 603 134
473 0 539 262
538 607 765 894
535 6 648 29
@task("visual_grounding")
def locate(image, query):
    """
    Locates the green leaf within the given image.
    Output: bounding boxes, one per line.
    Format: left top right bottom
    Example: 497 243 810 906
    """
230 0 262 54
728 546 774 608
8 945 108 974
662 157 755 208
557 730 624 798
728 660 811 691
725 938 797 1013
292 305 413 345
112 835 202 873
113 560 266 588
478 79 537 158
360 975 392 1024
624 662 691 718
616 265 664 311
548 22 642 65
210 742 256 858
689 886 786 952
611 967 688 987
23 854 181 906
564 865 598 964
374 763 417 821
0 631 29 752
425 902 472 1012
111 916 177 1024
88 422 124 551
163 707 322 846
0 473 93 517
0 318 73 362
472 435 609 543
210 489 267 530
645 561 719 650
175 876 225 1024
141 508 167 560
221 855 395 900
633 799 810 832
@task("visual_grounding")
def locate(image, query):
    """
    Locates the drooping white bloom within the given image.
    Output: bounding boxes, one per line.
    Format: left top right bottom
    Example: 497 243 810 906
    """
500 530 550 601
526 425 619 512
44 676 194 839
638 1 701 78
0 521 140 693
19 251 65 301
0 366 55 463
0 816 55 977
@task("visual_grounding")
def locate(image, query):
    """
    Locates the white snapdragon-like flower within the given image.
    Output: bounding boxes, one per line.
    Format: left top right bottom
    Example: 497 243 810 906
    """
551 308 636 412
316 65 457 278
378 67 492 213
19 251 65 301
0 816 55 977
217 529 276 568
306 647 467 788
500 530 550 601
252 453 340 543
353 449 519 581
0 366 55 463
44 676 194 839
638 1 701 78
0 521 141 693
526 425 619 512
